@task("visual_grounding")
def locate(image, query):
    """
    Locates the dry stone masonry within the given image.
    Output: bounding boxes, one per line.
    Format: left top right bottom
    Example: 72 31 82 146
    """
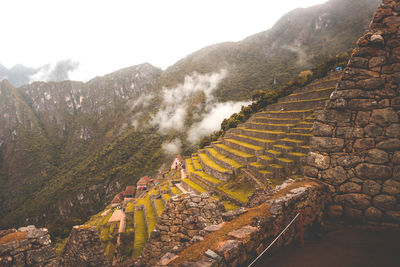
306 0 400 225
0 225 57 266
139 193 226 266
59 225 110 267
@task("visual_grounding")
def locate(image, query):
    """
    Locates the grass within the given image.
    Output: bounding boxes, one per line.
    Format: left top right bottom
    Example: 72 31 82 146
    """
105 242 116 261
217 177 255 204
222 200 240 211
277 97 329 104
248 122 296 127
215 144 254 158
273 144 293 150
276 158 294 163
266 149 281 155
242 128 285 135
249 162 265 168
132 210 147 258
270 164 284 169
225 138 264 151
289 86 335 96
289 152 307 157
0 232 27 244
154 198 164 216
192 157 203 170
194 170 223 185
86 207 114 228
172 179 320 264
199 153 230 173
182 178 207 194
136 194 157 237
252 117 301 121
235 134 275 145
206 147 243 170
125 202 135 213
259 155 274 161
163 193 171 201
170 182 182 195
280 138 303 144
260 109 313 114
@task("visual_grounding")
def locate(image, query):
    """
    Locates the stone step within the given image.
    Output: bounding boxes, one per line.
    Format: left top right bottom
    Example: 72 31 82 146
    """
278 86 335 103
257 170 273 180
265 163 286 177
198 153 233 182
291 127 312 134
279 138 304 147
257 155 275 165
222 138 265 156
292 77 339 94
272 144 294 153
295 121 314 129
190 172 220 189
285 132 313 141
265 149 282 157
191 157 203 171
250 117 301 124
229 134 276 149
204 147 243 173
286 152 308 161
265 98 330 111
239 128 287 140
181 178 208 195
255 109 313 119
244 122 296 131
240 168 266 188
213 143 257 165
275 157 295 168
247 161 267 173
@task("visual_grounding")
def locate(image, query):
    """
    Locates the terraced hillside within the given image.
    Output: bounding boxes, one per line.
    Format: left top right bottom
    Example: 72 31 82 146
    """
185 71 341 200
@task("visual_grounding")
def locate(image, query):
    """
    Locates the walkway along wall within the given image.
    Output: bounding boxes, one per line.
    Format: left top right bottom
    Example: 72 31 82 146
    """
305 0 400 225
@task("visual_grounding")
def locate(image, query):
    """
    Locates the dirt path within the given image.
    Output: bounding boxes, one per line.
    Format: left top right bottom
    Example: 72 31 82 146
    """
256 225 400 267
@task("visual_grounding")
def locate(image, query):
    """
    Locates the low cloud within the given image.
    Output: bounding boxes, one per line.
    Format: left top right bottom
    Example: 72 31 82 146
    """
150 69 228 134
162 138 182 155
187 101 251 144
30 59 79 82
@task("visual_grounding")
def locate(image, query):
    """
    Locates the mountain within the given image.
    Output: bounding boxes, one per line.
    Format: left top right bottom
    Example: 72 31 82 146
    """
0 0 381 237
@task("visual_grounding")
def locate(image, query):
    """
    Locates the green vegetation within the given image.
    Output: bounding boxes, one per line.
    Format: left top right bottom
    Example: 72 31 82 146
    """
206 147 243 170
182 178 207 194
136 195 157 237
217 177 255 204
235 134 275 145
215 144 254 159
225 139 264 151
132 210 147 258
192 157 203 170
193 171 223 185
125 202 135 213
198 153 230 173
154 198 164 217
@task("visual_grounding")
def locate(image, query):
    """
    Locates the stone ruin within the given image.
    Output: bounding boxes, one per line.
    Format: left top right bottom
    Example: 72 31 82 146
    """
306 0 400 224
59 225 110 267
138 192 227 266
0 225 57 266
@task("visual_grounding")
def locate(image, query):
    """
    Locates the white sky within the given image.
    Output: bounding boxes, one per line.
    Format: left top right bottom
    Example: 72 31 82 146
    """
0 0 327 81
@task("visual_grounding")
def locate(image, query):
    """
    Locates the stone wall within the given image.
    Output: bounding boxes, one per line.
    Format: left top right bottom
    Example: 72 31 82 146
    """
138 193 226 266
0 225 57 266
174 181 328 267
59 225 110 267
305 0 400 225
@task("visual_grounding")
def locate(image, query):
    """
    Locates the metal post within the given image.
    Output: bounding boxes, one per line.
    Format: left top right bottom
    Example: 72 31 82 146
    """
298 209 304 248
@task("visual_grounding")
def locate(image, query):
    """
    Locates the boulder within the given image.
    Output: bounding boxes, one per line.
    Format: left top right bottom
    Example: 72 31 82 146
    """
355 163 392 180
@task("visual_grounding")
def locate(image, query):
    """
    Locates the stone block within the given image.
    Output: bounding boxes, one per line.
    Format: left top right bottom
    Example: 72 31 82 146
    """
334 193 371 210
304 166 318 178
376 138 400 150
386 123 400 137
355 163 392 180
344 207 363 219
364 124 383 137
365 206 383 221
386 211 400 222
307 152 330 169
362 180 381 196
328 205 343 218
310 137 344 152
373 194 397 210
339 182 361 193
336 155 362 168
217 240 243 263
321 166 347 185
366 148 389 163
312 122 333 136
382 179 400 195
353 138 375 151
371 108 399 126
393 152 400 164
369 56 386 68
355 111 371 126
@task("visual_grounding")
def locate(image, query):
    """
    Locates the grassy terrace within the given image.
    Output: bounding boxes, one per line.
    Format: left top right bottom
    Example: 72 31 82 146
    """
192 157 203 170
241 128 285 135
206 147 243 170
277 158 294 163
163 193 171 201
132 210 147 258
126 202 135 213
280 138 303 144
170 181 182 195
217 179 255 204
277 97 329 104
213 195 240 211
234 134 275 145
259 170 272 175
270 163 284 169
273 144 293 150
249 162 265 168
253 117 301 121
266 149 281 155
289 86 335 96
194 170 223 185
247 122 296 127
215 143 254 158
186 159 195 174
182 178 207 194
86 206 114 228
136 194 157 237
199 153 230 173
259 155 274 161
154 198 164 217
260 109 313 114
289 152 307 157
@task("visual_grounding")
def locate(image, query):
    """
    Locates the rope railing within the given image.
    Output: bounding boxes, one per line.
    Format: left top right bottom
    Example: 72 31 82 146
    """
247 211 302 267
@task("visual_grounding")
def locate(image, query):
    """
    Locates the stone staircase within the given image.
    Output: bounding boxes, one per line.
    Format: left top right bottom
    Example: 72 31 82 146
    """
184 71 341 202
